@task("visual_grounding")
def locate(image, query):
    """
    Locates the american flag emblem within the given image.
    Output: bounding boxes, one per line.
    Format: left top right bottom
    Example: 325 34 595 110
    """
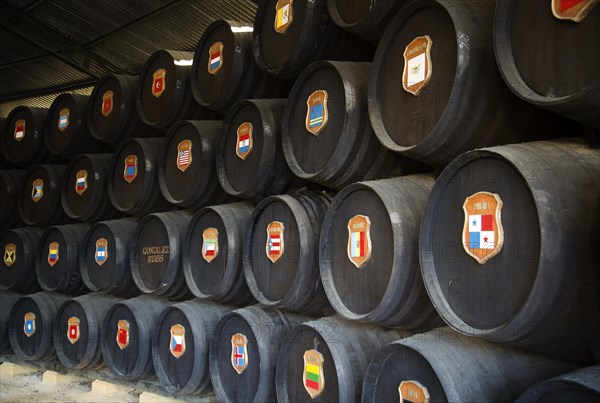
177 139 192 172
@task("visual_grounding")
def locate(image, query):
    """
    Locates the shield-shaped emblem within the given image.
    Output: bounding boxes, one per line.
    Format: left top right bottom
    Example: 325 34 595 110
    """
275 0 294 33
462 192 504 264
123 155 138 183
58 108 70 132
305 90 329 136
102 90 114 117
231 333 248 374
95 238 108 266
48 242 59 267
303 349 325 399
4 243 16 267
403 35 433 96
177 140 192 172
208 41 224 75
399 380 430 403
202 227 219 263
14 119 26 141
170 324 186 359
266 221 285 263
67 317 80 344
116 319 129 350
152 68 166 98
75 169 88 196
24 312 36 337
31 179 44 202
236 122 253 160
347 215 372 269
551 0 598 22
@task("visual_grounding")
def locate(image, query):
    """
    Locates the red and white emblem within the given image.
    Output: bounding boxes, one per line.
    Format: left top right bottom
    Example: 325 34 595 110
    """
236 122 253 160
347 215 372 269
75 169 88 196
231 333 248 374
462 192 504 264
170 324 186 359
102 90 114 117
152 68 166 98
177 139 192 172
14 119 26 141
67 317 80 344
116 320 129 350
551 0 598 22
266 221 285 263
208 41 224 75
202 227 219 263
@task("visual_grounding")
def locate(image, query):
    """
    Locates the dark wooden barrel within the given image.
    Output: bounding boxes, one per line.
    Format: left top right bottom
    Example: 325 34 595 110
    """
44 93 112 158
276 316 404 402
283 61 411 189
368 0 575 167
516 365 600 403
80 218 140 298
495 0 600 130
152 299 232 395
183 202 255 305
36 224 90 295
0 290 22 353
137 49 216 130
210 306 309 403
87 73 162 145
131 210 193 299
362 328 580 403
62 154 120 222
8 291 69 361
320 175 441 329
326 0 406 43
0 170 25 230
0 227 44 292
243 192 333 316
101 295 171 380
19 164 70 227
0 117 6 168
53 293 120 369
158 120 230 209
109 138 171 216
420 139 600 364
218 99 299 202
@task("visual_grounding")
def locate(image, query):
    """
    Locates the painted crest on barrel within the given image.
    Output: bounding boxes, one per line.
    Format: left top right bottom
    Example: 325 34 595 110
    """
266 221 285 263
48 242 59 267
4 243 16 267
347 215 372 269
551 0 598 22
202 227 219 263
32 179 44 202
75 169 88 196
102 90 114 117
124 155 138 183
236 122 253 160
24 312 36 337
14 119 26 141
306 90 329 136
403 35 433 96
231 333 248 374
95 238 108 266
177 139 192 172
67 317 80 344
399 380 430 403
208 41 224 75
462 192 504 264
152 68 166 98
117 319 129 350
303 349 325 399
170 324 186 358
58 108 70 132
275 0 293 34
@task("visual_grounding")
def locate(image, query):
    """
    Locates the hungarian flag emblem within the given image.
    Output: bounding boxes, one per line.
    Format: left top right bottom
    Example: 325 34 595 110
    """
24 312 36 337
123 155 138 183
462 192 504 264
236 122 253 160
347 215 372 269
275 0 294 34
403 35 433 96
75 169 88 195
303 349 325 399
399 380 430 403
102 90 114 117
67 317 80 344
31 179 44 202
266 221 285 263
231 333 248 374
116 319 129 350
95 238 108 266
152 68 166 98
14 119 26 141
551 0 598 22
48 242 60 267
170 324 186 359
177 139 192 172
4 243 16 267
58 108 70 132
208 41 224 75
202 227 219 263
306 90 329 136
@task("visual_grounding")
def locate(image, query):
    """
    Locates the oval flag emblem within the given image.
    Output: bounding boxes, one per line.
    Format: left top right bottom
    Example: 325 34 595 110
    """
347 215 372 269
462 192 504 264
266 221 285 263
303 349 325 399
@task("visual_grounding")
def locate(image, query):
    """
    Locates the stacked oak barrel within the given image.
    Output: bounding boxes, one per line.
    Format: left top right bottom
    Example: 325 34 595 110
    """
1 0 599 402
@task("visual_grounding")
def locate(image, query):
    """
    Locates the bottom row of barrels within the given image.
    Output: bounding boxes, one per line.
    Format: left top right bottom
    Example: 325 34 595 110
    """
1 290 598 403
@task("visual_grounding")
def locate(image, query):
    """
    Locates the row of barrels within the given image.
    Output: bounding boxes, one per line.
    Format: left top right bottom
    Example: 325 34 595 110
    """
1 290 598 402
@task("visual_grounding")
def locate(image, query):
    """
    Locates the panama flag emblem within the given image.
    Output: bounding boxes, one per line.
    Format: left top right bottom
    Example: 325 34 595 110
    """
95 238 108 266
208 41 224 75
403 35 433 96
177 139 192 172
462 192 504 264
275 0 294 33
236 122 253 160
152 68 166 98
303 349 325 399
266 221 285 263
32 179 44 202
551 0 598 22
306 90 329 136
58 108 70 132
116 319 129 350
48 242 59 267
231 333 248 374
102 90 114 117
75 169 88 195
24 312 36 337
123 155 138 183
67 317 80 344
4 243 16 267
347 215 372 269
14 119 26 141
202 227 219 263
170 324 186 359
399 380 430 403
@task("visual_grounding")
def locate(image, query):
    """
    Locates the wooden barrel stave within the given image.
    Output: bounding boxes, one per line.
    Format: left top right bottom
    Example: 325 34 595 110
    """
515 365 600 403
0 290 23 353
19 164 71 227
0 227 44 292
0 170 25 230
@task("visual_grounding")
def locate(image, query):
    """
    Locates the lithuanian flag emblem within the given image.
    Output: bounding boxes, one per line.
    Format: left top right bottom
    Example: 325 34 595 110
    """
303 349 324 399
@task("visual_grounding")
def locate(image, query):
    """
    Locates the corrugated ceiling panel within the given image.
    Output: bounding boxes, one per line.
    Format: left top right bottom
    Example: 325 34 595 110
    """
0 86 93 118
0 27 47 65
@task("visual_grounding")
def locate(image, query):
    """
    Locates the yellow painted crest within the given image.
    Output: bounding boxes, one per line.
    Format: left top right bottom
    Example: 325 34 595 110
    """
48 242 59 267
399 380 430 403
275 0 294 33
4 243 16 267
303 349 325 399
